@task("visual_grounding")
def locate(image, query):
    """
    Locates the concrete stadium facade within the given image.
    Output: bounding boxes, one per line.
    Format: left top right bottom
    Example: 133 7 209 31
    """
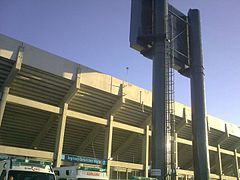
0 34 240 179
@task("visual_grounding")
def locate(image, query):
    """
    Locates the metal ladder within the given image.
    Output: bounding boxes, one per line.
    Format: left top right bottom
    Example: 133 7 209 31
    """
165 14 176 179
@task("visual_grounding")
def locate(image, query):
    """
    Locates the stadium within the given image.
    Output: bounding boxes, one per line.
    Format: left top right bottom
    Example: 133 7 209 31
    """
0 34 240 179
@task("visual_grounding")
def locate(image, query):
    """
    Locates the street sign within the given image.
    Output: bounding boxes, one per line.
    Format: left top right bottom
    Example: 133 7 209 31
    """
62 154 107 166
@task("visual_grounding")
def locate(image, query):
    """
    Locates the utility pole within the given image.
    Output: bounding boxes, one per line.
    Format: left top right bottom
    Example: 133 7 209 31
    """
151 0 169 179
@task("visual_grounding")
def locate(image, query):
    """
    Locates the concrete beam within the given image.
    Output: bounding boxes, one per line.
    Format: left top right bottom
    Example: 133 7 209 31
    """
176 108 188 133
2 46 23 89
221 175 238 180
214 152 235 175
177 169 220 179
74 125 102 155
112 115 151 157
0 87 9 126
110 160 144 170
177 137 239 158
220 148 234 156
7 94 61 114
0 46 23 126
220 159 236 178
217 145 223 180
62 66 81 104
233 142 240 151
141 115 152 127
0 145 53 159
142 125 150 177
107 96 125 116
234 149 240 180
113 121 144 134
211 153 218 173
67 110 107 125
5 93 144 133
176 169 194 176
74 94 124 156
216 124 229 145
104 115 114 159
54 103 68 167
113 134 138 158
32 67 81 149
31 114 58 148
177 138 192 146
206 116 211 132
104 115 114 178
175 133 179 170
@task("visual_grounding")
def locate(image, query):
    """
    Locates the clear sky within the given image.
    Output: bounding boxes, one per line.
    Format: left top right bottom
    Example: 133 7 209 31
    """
0 0 239 125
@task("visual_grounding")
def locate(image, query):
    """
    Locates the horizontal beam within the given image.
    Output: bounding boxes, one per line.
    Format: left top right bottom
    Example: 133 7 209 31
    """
220 148 234 156
113 121 144 134
7 94 61 114
177 137 192 146
208 145 217 152
177 169 220 179
4 95 240 159
221 175 237 180
110 160 144 170
177 169 194 176
0 145 53 159
67 110 107 125
177 137 237 157
4 94 148 135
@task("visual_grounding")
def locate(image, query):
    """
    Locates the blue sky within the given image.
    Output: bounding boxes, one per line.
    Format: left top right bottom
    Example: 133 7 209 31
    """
0 0 239 125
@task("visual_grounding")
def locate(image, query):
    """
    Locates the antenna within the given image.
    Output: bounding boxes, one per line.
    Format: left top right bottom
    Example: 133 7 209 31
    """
125 66 129 84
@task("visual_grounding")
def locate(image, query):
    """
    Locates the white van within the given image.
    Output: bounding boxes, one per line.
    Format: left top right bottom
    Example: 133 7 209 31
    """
54 166 108 180
0 158 56 180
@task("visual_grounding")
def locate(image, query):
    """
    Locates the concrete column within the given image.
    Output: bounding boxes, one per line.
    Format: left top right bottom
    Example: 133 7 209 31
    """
142 125 150 177
0 46 23 126
126 169 129 180
175 133 178 180
234 149 240 180
217 145 223 180
0 87 10 126
104 115 114 178
54 103 68 167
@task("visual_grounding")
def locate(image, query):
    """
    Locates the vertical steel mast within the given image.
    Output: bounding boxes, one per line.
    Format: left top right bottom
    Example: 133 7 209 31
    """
188 9 210 180
151 0 169 179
